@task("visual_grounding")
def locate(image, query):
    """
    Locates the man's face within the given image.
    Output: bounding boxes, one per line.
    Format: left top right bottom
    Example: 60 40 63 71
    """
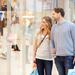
52 11 60 21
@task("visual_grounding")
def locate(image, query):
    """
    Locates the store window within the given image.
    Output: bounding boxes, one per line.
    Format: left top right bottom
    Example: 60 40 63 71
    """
21 0 58 75
6 0 59 75
0 0 8 75
2 0 75 75
69 0 75 21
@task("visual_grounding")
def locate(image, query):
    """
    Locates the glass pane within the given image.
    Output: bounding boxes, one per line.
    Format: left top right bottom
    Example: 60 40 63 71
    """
69 0 75 21
23 0 58 75
7 0 23 75
0 0 8 75
3 0 73 75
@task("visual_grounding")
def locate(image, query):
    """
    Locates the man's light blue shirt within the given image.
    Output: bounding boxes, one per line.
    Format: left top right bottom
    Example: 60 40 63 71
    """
50 20 75 56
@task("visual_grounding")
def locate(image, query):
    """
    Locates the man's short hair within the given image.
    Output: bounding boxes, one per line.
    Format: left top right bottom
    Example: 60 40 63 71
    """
53 8 65 17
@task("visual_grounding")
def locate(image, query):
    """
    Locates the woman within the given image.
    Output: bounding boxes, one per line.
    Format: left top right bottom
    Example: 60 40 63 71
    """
33 16 53 75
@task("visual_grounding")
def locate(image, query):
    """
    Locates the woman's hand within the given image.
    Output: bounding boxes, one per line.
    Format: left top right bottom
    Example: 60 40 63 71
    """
32 62 37 68
33 55 36 63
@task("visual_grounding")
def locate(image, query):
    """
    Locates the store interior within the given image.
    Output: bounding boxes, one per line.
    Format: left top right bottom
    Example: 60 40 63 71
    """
0 0 75 75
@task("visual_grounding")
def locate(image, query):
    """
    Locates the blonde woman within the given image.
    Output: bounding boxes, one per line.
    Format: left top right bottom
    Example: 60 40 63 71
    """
33 16 53 75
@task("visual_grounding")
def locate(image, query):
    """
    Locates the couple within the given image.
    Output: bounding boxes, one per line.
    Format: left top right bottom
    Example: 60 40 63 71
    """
33 8 75 75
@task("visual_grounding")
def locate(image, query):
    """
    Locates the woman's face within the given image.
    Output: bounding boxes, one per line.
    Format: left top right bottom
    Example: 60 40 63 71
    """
40 19 48 30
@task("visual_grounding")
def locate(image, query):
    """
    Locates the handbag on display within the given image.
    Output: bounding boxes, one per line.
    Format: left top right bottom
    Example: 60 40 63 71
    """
11 44 20 51
7 33 15 43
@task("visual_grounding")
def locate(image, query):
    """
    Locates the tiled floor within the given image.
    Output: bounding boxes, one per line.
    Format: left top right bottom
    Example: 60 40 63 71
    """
25 62 58 75
0 50 58 75
0 50 23 75
10 50 23 75
0 58 8 75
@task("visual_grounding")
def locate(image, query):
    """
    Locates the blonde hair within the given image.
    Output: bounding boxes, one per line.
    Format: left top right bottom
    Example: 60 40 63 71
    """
42 16 52 39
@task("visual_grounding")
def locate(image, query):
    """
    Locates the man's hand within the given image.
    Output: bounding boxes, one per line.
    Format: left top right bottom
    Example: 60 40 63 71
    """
73 57 75 64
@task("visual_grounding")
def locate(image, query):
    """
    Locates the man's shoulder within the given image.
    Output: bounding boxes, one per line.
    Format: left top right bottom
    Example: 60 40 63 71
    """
66 21 75 29
64 20 75 26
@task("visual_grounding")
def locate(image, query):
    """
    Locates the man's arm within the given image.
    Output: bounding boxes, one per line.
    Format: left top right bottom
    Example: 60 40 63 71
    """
50 25 56 55
50 25 55 49
70 23 75 56
70 23 75 64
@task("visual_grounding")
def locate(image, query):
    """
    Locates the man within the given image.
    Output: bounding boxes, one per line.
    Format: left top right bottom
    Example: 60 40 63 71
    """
50 8 75 75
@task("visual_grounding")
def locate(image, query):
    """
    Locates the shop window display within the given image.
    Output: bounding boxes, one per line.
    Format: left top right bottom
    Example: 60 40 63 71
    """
0 0 7 11
22 0 58 75
69 0 75 21
0 0 7 36
7 0 75 75
0 1 8 75
0 11 7 35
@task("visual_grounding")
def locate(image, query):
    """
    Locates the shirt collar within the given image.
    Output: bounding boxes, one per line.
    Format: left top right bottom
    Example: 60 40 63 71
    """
57 19 66 25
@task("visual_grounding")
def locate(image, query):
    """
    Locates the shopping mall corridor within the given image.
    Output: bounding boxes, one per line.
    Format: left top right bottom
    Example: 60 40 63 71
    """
0 58 8 75
0 50 58 75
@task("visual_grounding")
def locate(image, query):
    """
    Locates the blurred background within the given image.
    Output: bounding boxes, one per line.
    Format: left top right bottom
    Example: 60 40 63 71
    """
0 0 75 75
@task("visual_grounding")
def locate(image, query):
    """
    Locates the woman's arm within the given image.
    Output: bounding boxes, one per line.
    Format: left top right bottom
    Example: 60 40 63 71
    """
33 34 38 63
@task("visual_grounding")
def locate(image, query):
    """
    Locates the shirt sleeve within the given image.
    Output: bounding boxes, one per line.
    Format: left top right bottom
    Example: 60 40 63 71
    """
70 23 75 56
50 25 55 49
